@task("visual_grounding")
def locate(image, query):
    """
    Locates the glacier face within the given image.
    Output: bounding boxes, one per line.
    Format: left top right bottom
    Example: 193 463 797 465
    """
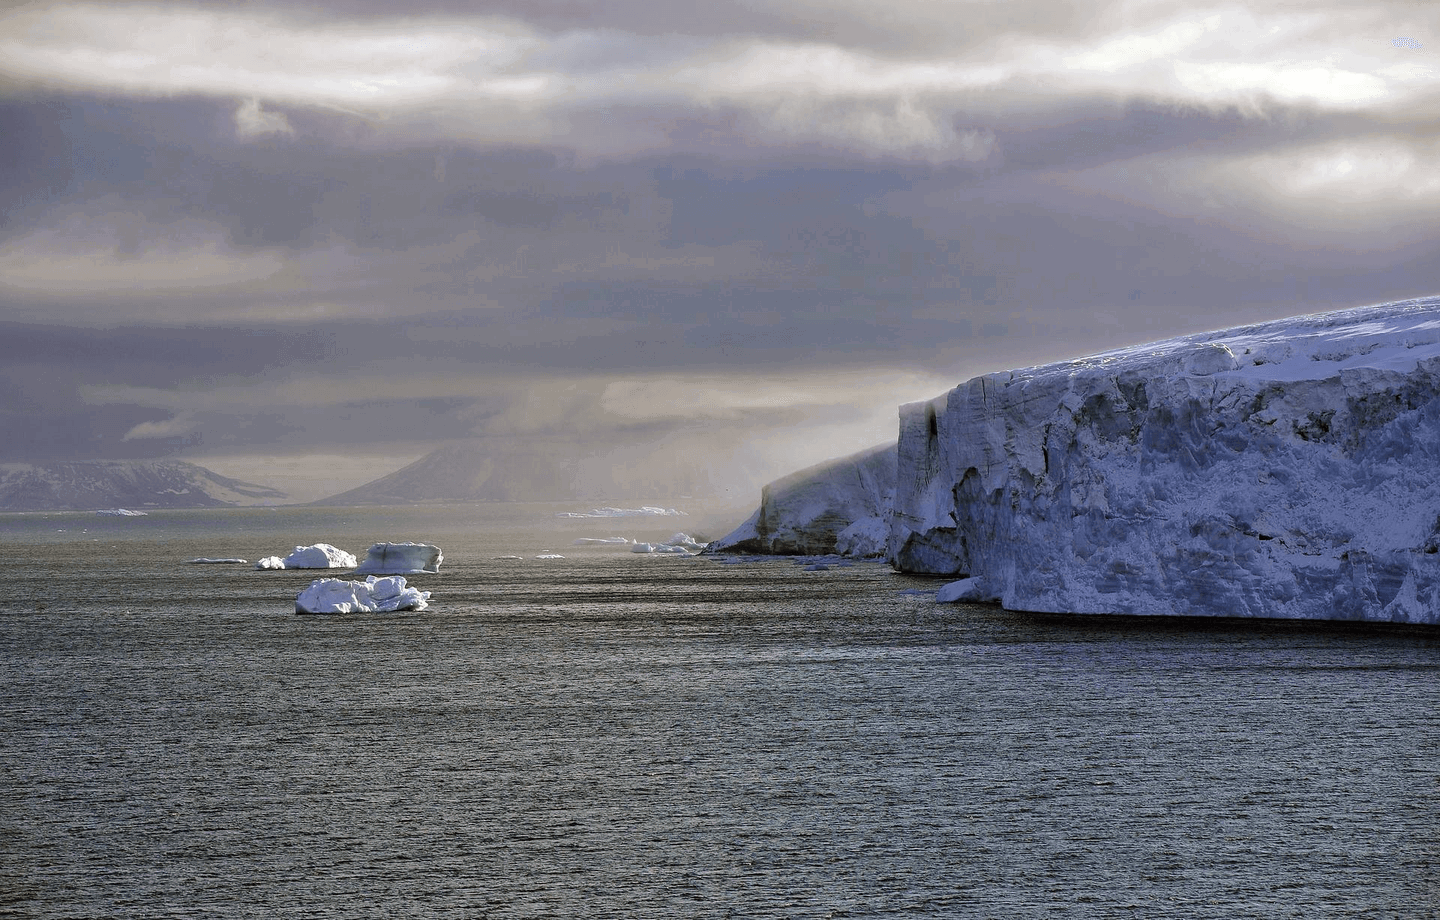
892 297 1440 624
710 443 895 557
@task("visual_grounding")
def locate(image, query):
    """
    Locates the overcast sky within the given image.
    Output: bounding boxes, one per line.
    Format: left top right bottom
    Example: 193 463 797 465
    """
2 0 1438 501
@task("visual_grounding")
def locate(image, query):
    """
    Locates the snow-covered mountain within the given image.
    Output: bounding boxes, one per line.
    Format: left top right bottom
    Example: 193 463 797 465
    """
0 460 287 511
718 295 1440 625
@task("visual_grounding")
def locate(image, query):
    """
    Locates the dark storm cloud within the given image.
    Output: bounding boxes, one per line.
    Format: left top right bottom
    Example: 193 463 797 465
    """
1 0 1438 495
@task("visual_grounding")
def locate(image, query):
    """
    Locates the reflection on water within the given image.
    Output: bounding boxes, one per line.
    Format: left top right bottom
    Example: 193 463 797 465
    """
2 506 1438 917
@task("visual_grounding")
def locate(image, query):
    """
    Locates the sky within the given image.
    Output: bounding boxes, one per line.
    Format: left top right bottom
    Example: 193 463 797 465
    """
1 0 1438 502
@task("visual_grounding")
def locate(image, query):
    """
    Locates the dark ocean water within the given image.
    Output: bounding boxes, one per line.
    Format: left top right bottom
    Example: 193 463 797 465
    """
2 505 1439 918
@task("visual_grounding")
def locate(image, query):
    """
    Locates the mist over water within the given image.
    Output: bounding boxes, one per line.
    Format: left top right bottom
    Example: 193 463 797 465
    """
3 506 1438 917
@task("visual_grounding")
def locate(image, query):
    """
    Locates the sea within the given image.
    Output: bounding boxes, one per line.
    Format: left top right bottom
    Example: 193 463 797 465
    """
2 503 1438 919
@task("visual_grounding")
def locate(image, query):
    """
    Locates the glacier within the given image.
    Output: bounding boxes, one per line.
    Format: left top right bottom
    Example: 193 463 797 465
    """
295 576 430 614
709 443 895 558
720 297 1440 625
354 542 443 575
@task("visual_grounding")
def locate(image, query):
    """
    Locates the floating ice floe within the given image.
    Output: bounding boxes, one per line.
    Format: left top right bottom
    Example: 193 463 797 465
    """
295 576 430 614
535 552 566 559
186 558 248 565
573 537 632 545
935 578 988 604
630 533 708 555
254 543 357 570
354 542 443 575
96 508 148 516
556 506 686 519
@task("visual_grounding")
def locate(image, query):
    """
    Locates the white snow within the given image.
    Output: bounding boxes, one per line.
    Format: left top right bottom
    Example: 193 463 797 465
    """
888 295 1440 624
354 542 443 575
295 576 430 614
254 543 357 570
556 506 687 518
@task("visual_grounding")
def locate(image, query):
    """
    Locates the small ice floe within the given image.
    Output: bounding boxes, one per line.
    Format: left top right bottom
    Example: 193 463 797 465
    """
803 562 829 571
96 508 147 516
295 576 430 614
535 552 566 559
935 577 988 604
254 543 357 570
354 542 442 575
556 506 686 519
492 554 525 560
573 537 632 545
186 558 248 565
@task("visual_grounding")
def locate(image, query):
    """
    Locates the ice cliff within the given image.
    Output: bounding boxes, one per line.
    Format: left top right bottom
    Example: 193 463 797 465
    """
893 297 1440 624
710 443 895 557
718 297 1440 624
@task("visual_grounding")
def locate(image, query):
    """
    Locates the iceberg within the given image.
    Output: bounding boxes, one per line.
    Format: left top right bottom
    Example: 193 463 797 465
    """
254 543 357 570
354 542 443 575
709 443 895 557
891 296 1440 624
295 576 430 614
556 506 686 519
727 297 1440 625
631 533 708 554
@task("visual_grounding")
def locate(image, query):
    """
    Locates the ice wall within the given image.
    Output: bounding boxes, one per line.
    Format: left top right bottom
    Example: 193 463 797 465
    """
891 297 1440 624
710 443 895 557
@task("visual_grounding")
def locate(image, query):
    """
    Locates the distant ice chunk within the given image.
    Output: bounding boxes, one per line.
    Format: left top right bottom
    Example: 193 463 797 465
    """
535 552 566 559
96 508 147 516
255 543 357 570
295 576 430 614
630 532 707 555
573 537 632 545
354 542 443 575
186 558 248 565
557 506 687 519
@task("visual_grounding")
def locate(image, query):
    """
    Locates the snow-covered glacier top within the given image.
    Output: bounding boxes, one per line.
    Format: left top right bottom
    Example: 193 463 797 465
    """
1016 298 1440 384
891 295 1440 624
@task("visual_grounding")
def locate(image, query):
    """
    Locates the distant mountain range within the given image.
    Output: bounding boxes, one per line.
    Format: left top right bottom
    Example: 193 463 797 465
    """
315 437 742 506
0 460 288 511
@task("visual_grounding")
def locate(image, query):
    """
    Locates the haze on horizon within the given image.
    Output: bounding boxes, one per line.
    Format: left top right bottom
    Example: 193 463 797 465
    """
2 0 1438 503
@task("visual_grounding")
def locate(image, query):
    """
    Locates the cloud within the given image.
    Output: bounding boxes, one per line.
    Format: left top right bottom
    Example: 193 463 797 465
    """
121 412 197 441
0 211 285 296
3 1 1432 162
234 98 295 138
